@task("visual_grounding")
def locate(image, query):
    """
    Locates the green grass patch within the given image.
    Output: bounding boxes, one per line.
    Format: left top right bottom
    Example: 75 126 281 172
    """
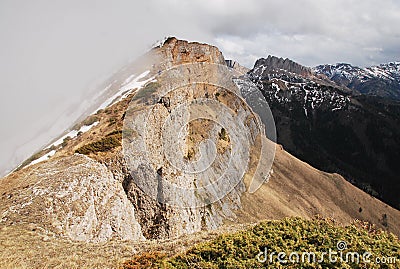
75 132 122 155
122 217 400 269
132 81 159 101
72 115 100 130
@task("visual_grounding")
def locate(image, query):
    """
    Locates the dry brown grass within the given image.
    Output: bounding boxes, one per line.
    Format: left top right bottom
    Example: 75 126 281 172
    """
237 138 400 236
185 119 213 160
0 223 250 269
0 225 135 269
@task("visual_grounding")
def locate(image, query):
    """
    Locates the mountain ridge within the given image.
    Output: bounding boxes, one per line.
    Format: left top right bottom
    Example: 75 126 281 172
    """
1 37 400 268
3 37 400 235
248 54 400 209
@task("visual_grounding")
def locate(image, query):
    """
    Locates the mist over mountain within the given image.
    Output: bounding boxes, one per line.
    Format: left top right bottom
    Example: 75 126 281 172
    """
2 0 400 183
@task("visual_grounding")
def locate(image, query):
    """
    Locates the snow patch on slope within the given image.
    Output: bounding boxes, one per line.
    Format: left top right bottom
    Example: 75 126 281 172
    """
29 150 56 166
96 70 154 111
26 120 100 167
50 121 99 148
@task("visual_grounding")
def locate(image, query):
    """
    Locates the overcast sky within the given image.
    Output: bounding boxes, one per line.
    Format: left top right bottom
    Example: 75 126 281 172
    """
1 0 399 176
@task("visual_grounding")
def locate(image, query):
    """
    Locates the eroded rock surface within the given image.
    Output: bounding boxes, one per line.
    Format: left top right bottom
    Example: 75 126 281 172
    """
0 154 143 242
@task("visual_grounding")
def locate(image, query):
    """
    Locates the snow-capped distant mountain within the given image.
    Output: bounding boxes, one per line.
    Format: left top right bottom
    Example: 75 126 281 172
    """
248 56 354 117
246 55 400 210
314 62 400 100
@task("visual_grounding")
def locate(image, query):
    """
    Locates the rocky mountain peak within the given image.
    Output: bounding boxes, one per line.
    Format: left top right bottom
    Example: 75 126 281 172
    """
156 37 226 68
252 55 313 78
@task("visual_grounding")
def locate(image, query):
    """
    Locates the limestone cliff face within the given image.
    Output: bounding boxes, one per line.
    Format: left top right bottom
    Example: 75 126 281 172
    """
121 64 262 238
0 37 265 241
118 40 265 239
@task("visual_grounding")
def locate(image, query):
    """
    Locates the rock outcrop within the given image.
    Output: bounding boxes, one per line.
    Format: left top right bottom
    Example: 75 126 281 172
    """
225 59 250 74
0 154 143 242
156 37 226 68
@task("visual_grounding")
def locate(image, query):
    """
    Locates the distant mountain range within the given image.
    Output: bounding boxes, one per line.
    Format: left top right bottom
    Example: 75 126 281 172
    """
248 55 400 209
314 62 400 100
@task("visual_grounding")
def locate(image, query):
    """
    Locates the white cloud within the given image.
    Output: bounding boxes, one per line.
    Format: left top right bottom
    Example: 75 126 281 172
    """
215 38 245 55
211 0 400 67
0 0 399 176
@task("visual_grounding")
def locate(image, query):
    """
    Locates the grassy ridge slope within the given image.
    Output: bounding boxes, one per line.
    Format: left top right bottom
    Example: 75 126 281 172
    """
123 217 400 269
